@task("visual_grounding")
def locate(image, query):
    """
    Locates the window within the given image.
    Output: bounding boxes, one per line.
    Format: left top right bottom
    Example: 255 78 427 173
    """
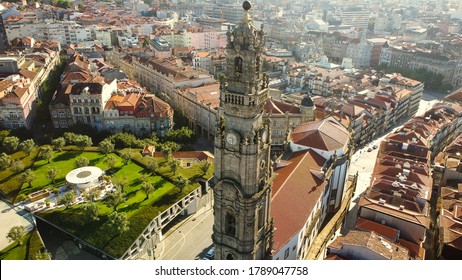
234 57 243 73
258 207 264 229
52 111 57 117
225 213 236 237
284 248 289 259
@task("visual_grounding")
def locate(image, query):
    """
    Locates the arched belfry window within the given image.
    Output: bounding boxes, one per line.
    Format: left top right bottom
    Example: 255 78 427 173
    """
226 253 234 260
234 57 243 73
225 213 236 237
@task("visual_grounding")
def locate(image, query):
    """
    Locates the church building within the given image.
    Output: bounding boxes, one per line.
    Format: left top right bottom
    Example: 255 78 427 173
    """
212 1 352 260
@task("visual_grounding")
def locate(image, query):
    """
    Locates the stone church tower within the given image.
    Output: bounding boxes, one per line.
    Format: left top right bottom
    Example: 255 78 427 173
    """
212 1 274 260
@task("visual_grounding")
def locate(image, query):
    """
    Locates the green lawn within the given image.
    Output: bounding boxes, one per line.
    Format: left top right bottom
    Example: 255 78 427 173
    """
0 229 46 260
0 148 40 201
16 151 124 199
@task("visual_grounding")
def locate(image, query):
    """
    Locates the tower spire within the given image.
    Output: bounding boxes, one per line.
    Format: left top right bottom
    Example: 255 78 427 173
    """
212 1 274 260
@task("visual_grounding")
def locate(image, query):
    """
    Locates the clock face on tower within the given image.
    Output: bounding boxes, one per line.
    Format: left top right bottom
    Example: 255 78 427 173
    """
226 132 238 145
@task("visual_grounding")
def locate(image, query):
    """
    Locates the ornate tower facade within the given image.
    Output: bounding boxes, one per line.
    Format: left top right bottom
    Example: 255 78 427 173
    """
212 1 273 260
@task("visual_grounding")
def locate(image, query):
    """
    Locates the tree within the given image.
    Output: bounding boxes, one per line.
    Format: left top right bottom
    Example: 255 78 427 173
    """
99 139 114 155
115 176 128 193
52 137 66 151
18 139 35 154
41 145 54 163
59 190 75 209
19 168 36 187
104 155 117 171
107 211 129 235
147 158 158 175
75 135 92 151
52 0 72 8
120 149 133 165
164 127 197 144
10 159 24 174
2 136 19 153
110 132 138 149
141 181 154 200
162 147 172 162
170 158 180 175
78 3 87 12
84 188 101 202
200 160 211 176
63 132 77 145
82 202 99 222
6 226 26 246
0 152 11 170
174 175 189 194
105 189 125 211
47 166 60 184
75 156 89 168
160 141 180 152
0 130 10 142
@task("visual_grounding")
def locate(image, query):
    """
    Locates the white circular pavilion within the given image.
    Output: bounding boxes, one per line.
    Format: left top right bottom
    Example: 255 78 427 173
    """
65 166 104 189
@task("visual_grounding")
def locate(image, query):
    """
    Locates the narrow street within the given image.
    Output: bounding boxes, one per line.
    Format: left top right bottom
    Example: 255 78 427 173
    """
341 89 445 235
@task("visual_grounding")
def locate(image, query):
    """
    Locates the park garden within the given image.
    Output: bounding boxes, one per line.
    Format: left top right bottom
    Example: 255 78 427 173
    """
0 129 213 258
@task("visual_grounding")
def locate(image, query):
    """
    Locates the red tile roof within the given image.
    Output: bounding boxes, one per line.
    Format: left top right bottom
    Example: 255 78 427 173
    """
264 99 301 115
290 117 349 151
355 218 400 241
271 149 327 252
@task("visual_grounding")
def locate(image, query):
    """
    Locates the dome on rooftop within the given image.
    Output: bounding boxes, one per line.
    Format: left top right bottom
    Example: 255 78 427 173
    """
301 95 314 107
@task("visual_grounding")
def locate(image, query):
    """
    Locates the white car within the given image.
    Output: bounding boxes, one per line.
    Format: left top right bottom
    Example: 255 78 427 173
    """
205 247 215 259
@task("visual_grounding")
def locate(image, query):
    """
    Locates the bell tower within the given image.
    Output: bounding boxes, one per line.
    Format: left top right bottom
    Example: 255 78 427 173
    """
212 1 273 260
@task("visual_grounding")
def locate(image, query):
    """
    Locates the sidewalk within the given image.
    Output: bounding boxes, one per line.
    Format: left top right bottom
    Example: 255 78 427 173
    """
138 202 214 260
0 200 35 250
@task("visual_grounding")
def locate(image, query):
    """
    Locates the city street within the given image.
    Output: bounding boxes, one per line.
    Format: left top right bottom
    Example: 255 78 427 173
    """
138 203 214 260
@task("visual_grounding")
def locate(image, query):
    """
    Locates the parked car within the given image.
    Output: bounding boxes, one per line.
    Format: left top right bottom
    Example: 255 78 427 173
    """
367 147 372 152
373 144 378 149
205 247 215 259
